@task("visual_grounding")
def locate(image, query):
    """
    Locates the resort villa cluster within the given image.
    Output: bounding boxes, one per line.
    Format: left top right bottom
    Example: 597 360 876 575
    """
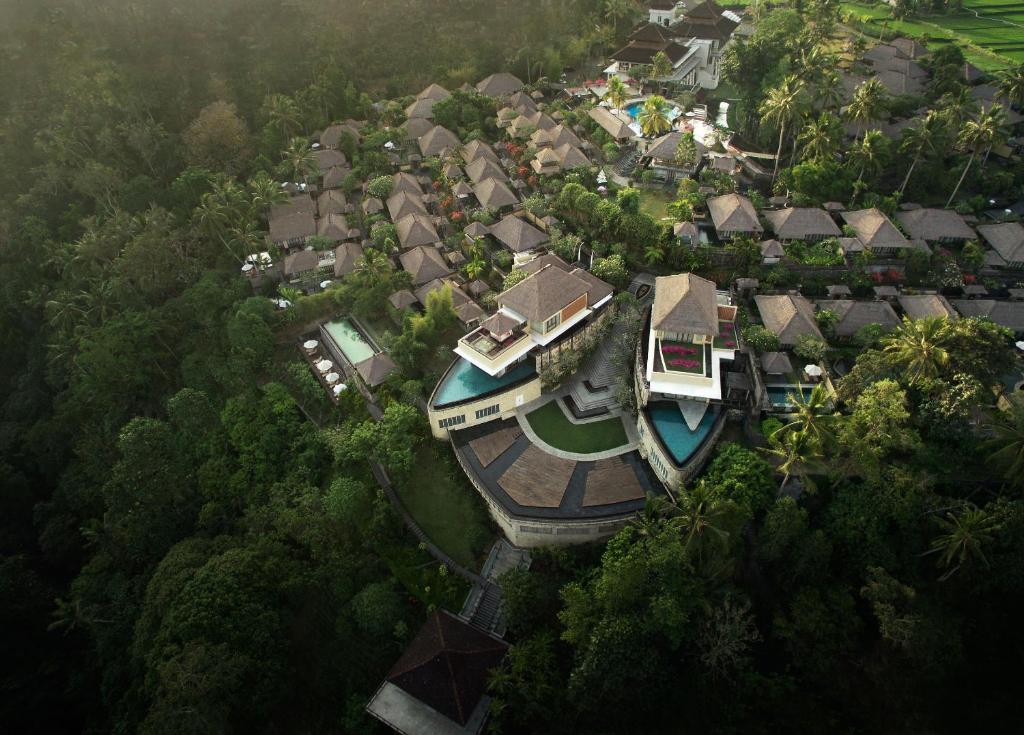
222 5 1024 731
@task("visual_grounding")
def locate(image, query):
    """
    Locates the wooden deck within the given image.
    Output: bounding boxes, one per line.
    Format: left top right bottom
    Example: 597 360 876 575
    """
498 445 575 508
582 458 645 507
469 426 522 468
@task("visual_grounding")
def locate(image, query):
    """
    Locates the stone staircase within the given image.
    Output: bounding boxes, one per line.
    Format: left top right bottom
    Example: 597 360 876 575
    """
460 539 531 636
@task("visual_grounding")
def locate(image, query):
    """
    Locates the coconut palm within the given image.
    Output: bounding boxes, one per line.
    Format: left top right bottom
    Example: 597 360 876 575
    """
356 249 392 287
996 63 1024 108
880 316 951 385
938 87 980 130
762 430 821 493
247 171 288 217
929 504 1000 581
845 78 889 142
772 383 837 448
984 405 1024 491
850 129 889 191
946 104 1008 207
280 137 318 184
266 93 303 140
816 69 845 112
760 75 807 182
637 95 673 137
797 112 841 162
897 110 942 195
606 76 628 112
674 482 733 565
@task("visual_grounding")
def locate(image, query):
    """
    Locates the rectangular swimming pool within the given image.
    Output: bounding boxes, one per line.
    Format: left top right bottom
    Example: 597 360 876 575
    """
647 403 717 466
323 318 375 365
766 385 814 409
433 358 536 408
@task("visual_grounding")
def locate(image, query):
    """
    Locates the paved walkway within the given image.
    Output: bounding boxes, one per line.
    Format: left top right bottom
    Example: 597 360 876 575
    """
514 393 639 462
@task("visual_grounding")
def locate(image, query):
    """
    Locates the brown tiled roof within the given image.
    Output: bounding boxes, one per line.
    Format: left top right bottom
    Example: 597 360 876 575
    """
466 157 509 184
489 214 549 253
707 194 763 234
652 273 718 336
333 242 364 277
462 139 500 164
317 189 348 216
386 610 508 726
822 299 901 338
588 107 634 141
476 72 524 97
473 178 519 209
399 245 452 285
952 299 1024 333
395 213 440 249
760 351 793 374
499 264 592 322
841 208 910 251
896 208 974 242
416 83 451 101
977 222 1024 264
355 352 397 387
755 294 823 343
387 190 427 222
419 125 461 157
763 208 841 241
897 294 956 320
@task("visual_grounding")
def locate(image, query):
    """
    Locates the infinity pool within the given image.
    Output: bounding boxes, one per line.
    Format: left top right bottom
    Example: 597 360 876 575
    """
766 386 815 409
647 402 717 466
433 358 536 408
323 318 375 365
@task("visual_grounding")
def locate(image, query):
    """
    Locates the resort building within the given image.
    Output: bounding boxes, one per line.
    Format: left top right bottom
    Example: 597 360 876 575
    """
754 293 823 347
977 222 1024 270
633 273 738 489
707 193 763 239
895 208 975 244
452 263 614 379
763 207 841 242
841 208 911 256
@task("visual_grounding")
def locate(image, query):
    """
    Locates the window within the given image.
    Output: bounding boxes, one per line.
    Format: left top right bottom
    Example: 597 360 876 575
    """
543 313 561 333
475 404 501 419
438 414 466 429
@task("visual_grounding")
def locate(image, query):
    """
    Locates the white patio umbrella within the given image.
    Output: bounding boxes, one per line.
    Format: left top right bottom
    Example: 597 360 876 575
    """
241 263 254 273
324 372 340 383
315 359 333 372
804 364 823 377
320 280 333 289
302 339 319 351
1016 341 1024 351
333 383 348 396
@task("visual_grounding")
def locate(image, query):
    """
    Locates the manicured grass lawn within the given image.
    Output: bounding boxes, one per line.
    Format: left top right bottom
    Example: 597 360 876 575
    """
392 445 494 568
526 400 630 453
639 188 675 222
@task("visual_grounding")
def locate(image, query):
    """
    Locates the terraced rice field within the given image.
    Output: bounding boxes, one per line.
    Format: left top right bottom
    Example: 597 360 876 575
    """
839 1 1024 67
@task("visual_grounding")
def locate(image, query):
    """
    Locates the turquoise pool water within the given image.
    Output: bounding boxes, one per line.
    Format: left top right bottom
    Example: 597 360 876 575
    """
647 402 717 466
324 318 375 365
624 101 682 123
433 358 536 408
766 386 814 408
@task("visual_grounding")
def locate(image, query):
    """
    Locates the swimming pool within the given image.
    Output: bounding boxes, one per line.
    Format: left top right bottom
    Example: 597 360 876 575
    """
323 318 376 365
624 100 683 123
766 385 814 409
433 358 536 408
647 402 717 466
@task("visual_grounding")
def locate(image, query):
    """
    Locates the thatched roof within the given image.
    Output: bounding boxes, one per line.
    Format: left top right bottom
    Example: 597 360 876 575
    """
707 194 763 235
499 265 591 322
476 72 524 97
823 299 901 338
898 294 957 320
652 273 718 337
473 178 519 209
355 352 397 387
395 213 440 249
416 83 451 101
418 125 461 157
763 208 841 241
977 222 1024 264
952 300 1024 334
760 351 793 374
896 208 975 242
387 190 427 222
754 294 823 344
399 245 452 285
841 208 910 251
333 242 363 278
489 214 549 253
588 107 634 141
466 157 508 184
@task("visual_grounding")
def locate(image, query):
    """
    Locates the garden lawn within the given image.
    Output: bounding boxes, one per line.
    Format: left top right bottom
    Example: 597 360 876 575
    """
638 189 675 222
526 400 630 453
392 445 494 568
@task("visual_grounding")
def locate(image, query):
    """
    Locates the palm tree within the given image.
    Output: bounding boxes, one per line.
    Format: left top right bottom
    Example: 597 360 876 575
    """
938 87 979 131
280 137 318 184
637 95 673 137
464 256 486 280
603 0 634 34
845 78 888 142
650 51 673 85
644 242 665 265
356 249 392 287
797 112 841 162
762 430 821 493
772 383 836 448
996 63 1024 109
929 504 1000 581
984 406 1024 491
946 104 1008 207
247 171 287 218
606 76 628 112
266 94 303 140
674 482 733 564
850 129 888 192
816 70 845 112
897 110 942 195
880 316 951 385
759 75 807 182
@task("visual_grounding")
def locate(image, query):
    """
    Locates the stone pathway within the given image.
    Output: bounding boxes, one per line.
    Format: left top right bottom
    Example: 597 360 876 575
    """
460 539 531 636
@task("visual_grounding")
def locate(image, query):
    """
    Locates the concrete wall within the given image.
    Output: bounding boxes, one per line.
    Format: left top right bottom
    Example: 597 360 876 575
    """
635 408 727 490
427 372 542 440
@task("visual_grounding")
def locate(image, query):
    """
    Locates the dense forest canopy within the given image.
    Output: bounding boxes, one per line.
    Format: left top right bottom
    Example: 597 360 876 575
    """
3 0 1024 734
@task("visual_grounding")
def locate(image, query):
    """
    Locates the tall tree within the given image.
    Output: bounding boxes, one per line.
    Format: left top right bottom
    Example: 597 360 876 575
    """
946 104 1008 207
637 95 673 137
845 77 888 142
897 110 942 195
759 75 807 181
880 315 951 385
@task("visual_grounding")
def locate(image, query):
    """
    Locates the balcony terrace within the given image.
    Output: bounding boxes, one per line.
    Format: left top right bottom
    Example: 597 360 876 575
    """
455 324 534 376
